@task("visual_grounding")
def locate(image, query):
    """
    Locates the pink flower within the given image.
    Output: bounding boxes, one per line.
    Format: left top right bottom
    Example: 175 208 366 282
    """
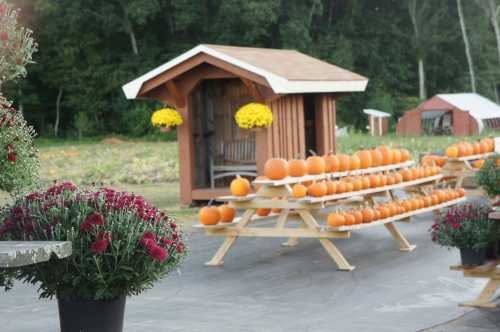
80 221 93 232
142 231 156 240
160 237 174 246
148 244 168 262
26 193 42 202
85 212 105 226
139 237 156 250
176 242 185 253
90 239 109 255
452 223 460 229
7 151 16 163
98 231 112 241
0 32 8 41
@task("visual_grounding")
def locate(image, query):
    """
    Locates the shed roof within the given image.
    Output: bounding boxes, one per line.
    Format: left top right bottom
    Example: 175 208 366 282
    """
437 93 500 120
122 44 368 99
363 109 391 118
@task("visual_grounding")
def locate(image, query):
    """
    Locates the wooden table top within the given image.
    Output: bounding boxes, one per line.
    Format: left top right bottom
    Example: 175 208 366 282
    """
0 241 72 268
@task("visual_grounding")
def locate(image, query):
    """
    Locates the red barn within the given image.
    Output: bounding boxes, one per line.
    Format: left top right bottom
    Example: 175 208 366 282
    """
397 93 500 136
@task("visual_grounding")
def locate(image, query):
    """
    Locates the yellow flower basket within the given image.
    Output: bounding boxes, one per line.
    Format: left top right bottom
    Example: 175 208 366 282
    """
234 103 273 129
151 108 183 131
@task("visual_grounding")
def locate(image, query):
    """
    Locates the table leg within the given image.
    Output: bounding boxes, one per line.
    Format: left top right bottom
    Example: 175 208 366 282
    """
297 210 355 271
384 222 416 252
459 279 500 309
205 209 255 266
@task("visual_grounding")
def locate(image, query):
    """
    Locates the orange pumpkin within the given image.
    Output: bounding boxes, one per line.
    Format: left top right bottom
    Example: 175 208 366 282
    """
400 169 413 182
264 158 289 180
435 156 446 167
434 190 446 203
473 159 485 169
345 182 354 192
379 174 388 187
327 213 345 227
324 154 340 173
484 138 495 152
394 172 403 183
336 181 347 193
409 168 419 179
199 206 221 225
446 145 459 158
307 181 327 197
349 155 361 170
344 212 356 226
430 194 439 205
218 204 236 223
356 150 372 169
256 208 271 217
307 156 326 175
402 200 412 212
392 149 402 164
457 187 466 197
462 142 474 156
387 203 398 216
378 145 394 165
457 143 468 157
230 176 251 196
423 196 432 207
369 174 381 188
423 167 432 178
479 141 489 154
288 159 308 177
292 183 308 198
378 206 391 219
352 178 363 191
352 210 364 224
361 176 371 189
421 155 435 167
337 154 351 172
387 174 396 186
325 180 337 195
373 209 382 221
362 207 375 223
400 148 410 162
472 141 481 155
370 149 384 167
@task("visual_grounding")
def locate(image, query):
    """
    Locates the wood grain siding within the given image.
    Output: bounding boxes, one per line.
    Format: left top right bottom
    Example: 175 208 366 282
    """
262 95 305 164
177 100 195 205
315 95 336 154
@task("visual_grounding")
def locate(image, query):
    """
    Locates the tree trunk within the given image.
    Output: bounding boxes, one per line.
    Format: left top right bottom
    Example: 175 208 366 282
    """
54 86 63 137
418 57 426 99
457 0 477 93
489 0 500 64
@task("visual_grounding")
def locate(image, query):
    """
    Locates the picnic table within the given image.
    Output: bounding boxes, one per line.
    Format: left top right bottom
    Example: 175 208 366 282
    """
448 211 500 309
0 241 72 268
195 160 464 271
442 152 493 188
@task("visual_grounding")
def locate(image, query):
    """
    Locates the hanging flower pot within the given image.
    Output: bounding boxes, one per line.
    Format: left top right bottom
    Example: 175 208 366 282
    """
151 107 183 133
234 103 273 131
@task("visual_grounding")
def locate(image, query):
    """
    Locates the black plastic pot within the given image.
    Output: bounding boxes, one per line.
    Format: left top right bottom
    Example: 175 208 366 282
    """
58 295 126 332
460 247 487 266
486 241 498 260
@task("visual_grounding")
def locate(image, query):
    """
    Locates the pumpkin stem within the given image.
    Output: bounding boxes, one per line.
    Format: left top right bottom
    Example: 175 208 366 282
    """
208 199 214 206
309 149 317 156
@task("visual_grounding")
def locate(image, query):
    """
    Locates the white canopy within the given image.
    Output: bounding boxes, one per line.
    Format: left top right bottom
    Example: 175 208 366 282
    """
363 109 391 118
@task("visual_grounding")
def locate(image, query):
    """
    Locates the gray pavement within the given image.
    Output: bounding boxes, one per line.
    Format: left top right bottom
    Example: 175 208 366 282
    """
1 212 499 332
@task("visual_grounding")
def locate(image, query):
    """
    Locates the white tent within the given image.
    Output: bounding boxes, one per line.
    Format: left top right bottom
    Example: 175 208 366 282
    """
437 93 500 132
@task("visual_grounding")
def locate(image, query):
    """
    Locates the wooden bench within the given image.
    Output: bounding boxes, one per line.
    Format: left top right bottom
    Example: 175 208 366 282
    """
210 138 257 188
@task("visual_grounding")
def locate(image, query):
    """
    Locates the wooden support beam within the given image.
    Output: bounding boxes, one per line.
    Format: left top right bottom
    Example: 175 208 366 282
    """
165 80 185 108
241 78 264 102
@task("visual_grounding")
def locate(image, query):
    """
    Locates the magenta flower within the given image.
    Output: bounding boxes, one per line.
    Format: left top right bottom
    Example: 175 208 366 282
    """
90 239 109 255
148 245 168 262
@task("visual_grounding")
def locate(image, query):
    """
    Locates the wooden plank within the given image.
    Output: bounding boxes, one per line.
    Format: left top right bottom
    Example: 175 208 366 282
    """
447 152 493 162
384 223 416 252
228 198 322 210
205 227 350 239
165 80 186 108
300 174 443 204
253 161 416 186
322 197 466 232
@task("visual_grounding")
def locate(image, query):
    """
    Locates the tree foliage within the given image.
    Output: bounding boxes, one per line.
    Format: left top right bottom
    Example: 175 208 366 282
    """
3 0 500 137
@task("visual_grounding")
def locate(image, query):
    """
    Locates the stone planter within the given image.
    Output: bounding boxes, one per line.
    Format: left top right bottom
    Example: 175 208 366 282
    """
58 295 126 332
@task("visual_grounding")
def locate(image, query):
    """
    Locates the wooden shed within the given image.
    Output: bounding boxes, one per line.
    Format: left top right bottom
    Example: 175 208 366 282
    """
122 44 368 204
396 93 500 136
363 109 390 136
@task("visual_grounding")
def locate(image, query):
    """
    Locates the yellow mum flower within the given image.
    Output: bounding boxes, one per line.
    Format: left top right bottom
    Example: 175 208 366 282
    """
234 103 273 129
151 108 183 128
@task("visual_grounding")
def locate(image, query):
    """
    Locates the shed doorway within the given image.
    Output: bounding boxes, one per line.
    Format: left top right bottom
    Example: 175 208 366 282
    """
190 79 257 189
304 95 317 156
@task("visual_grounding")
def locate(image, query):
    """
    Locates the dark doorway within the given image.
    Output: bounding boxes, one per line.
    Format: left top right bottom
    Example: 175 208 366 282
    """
304 95 317 156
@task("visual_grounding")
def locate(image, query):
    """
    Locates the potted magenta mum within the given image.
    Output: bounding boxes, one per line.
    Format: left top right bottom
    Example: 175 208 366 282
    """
0 182 186 332
430 202 497 266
